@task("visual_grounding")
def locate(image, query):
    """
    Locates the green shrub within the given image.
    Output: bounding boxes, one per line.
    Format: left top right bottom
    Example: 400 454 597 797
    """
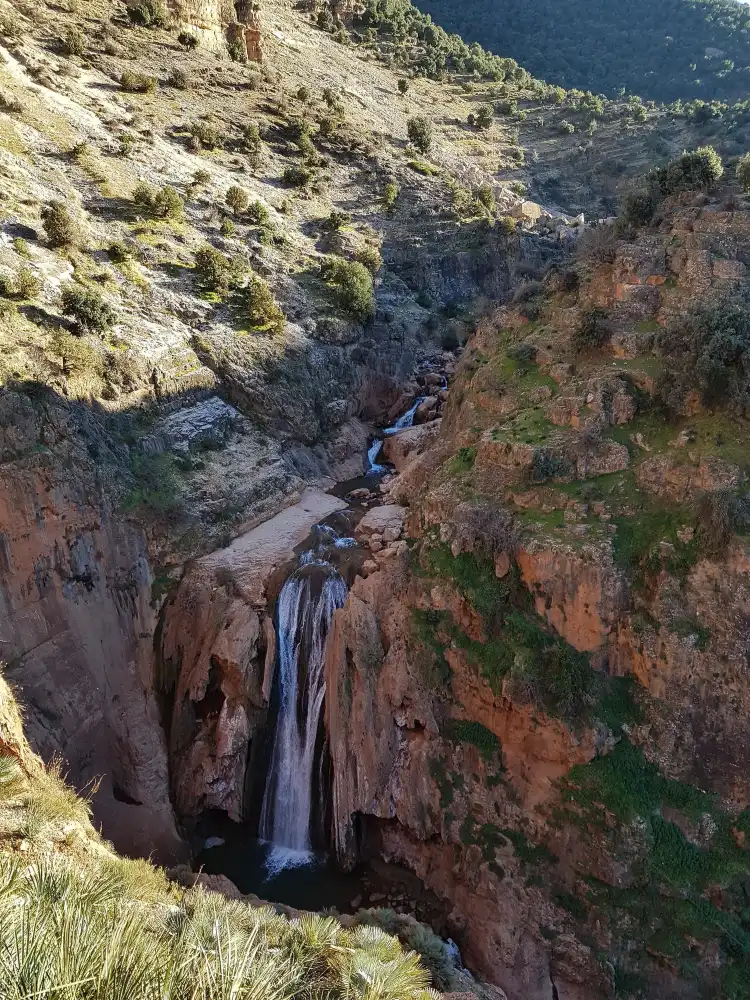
220 217 236 237
127 0 168 27
398 78 409 94
382 181 399 211
15 266 40 300
282 164 313 187
62 26 85 56
120 70 158 94
651 145 723 197
474 181 495 214
559 120 575 134
194 244 246 295
444 719 501 761
297 85 310 102
167 67 190 89
475 103 494 129
243 122 263 166
13 237 29 258
41 201 77 247
736 152 750 193
573 307 609 351
322 209 350 231
108 241 131 263
657 294 750 414
407 115 432 153
193 168 211 186
132 182 184 219
177 29 198 49
321 256 375 321
225 185 249 215
50 328 101 377
60 283 116 334
622 189 658 227
188 120 222 150
247 200 269 225
245 274 285 334
354 244 382 275
497 215 517 235
228 34 247 62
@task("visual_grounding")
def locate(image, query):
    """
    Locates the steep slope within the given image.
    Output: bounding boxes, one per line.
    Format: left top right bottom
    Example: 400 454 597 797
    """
324 159 750 998
414 0 750 103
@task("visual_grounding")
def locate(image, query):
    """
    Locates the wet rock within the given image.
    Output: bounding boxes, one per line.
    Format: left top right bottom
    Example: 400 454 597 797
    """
414 396 439 424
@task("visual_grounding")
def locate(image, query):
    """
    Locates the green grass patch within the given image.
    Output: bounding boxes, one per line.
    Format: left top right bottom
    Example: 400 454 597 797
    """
407 159 440 175
450 446 476 473
444 719 502 762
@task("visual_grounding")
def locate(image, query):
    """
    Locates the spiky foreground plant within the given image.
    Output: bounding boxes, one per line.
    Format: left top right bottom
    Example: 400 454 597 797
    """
0 856 440 1000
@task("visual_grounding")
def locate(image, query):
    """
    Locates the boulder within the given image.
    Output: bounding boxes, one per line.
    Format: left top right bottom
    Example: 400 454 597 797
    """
356 504 405 540
414 396 438 424
381 421 442 472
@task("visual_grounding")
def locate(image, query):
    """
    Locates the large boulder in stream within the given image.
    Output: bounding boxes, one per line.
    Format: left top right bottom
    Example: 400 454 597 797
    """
382 421 442 472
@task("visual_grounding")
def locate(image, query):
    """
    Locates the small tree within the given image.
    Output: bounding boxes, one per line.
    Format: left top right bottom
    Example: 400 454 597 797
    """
60 283 116 334
62 26 85 56
41 202 76 247
322 257 375 321
194 245 246 295
246 274 285 334
736 152 750 193
243 122 262 168
397 78 409 95
15 266 40 299
407 115 432 154
475 104 494 129
153 185 184 219
225 186 249 216
247 200 269 225
127 0 168 28
382 181 399 211
474 182 495 214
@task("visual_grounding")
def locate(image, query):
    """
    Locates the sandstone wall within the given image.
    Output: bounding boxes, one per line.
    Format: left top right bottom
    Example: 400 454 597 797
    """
0 391 182 862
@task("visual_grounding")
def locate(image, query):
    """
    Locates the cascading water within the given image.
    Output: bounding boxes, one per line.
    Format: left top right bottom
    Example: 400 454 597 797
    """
259 526 350 872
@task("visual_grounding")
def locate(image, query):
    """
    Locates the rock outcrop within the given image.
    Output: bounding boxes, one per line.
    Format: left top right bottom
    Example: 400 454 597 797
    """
0 391 182 863
161 489 346 822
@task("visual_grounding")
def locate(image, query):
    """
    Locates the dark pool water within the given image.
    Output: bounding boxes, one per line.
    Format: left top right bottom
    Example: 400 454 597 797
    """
195 826 368 912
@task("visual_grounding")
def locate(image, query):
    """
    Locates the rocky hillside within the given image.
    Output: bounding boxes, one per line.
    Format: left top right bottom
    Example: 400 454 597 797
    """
328 157 750 998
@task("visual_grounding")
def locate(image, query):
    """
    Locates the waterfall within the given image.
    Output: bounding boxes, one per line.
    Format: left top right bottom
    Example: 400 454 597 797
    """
259 538 349 866
383 396 425 436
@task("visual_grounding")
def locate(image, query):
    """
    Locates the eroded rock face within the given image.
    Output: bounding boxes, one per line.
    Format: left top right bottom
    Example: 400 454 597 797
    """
162 488 346 822
0 391 182 862
169 0 264 60
324 557 599 996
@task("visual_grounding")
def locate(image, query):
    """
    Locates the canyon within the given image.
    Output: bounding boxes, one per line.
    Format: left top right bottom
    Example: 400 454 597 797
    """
1 1 750 999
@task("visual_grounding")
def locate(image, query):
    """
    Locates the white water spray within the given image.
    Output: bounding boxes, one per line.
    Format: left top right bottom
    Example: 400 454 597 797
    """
259 540 349 862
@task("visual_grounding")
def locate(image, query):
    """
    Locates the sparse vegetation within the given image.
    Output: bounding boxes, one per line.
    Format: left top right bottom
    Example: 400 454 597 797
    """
194 244 247 296
120 70 158 94
225 185 249 216
321 257 375 321
41 202 77 248
407 116 433 154
132 182 184 220
60 283 116 335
